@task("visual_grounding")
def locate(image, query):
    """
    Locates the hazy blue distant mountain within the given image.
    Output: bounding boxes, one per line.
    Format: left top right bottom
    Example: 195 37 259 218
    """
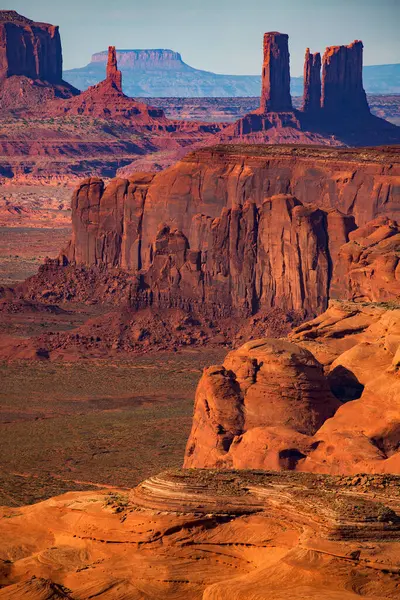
63 49 399 97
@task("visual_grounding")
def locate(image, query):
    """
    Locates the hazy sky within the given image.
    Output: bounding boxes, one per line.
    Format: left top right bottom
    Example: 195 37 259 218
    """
5 0 400 75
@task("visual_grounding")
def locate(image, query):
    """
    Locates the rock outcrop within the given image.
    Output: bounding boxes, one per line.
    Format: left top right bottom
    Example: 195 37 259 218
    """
322 40 370 115
218 32 400 147
65 145 399 264
259 32 292 112
331 217 400 303
105 45 122 91
0 10 77 108
49 48 167 122
302 48 321 112
1 471 399 600
60 175 355 315
185 303 400 474
184 339 340 469
0 10 62 83
18 144 400 316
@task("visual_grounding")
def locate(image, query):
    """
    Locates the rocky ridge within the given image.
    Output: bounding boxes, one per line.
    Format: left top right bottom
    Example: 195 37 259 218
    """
8 144 398 349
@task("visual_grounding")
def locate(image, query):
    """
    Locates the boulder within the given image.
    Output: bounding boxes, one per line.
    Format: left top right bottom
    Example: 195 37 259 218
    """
184 338 340 468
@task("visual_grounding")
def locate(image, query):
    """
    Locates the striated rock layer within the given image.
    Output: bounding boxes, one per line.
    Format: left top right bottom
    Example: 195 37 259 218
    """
0 471 399 599
16 144 399 320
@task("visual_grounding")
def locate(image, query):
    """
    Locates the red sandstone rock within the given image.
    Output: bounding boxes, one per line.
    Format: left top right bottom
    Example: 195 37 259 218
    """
21 144 400 315
219 32 399 146
184 338 340 469
302 48 321 112
322 40 369 114
106 46 122 92
330 217 400 302
61 174 355 315
0 11 62 83
0 11 77 108
259 32 292 113
185 304 400 474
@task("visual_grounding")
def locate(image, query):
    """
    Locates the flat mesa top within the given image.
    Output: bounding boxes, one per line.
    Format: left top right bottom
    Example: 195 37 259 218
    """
190 144 400 163
0 10 51 27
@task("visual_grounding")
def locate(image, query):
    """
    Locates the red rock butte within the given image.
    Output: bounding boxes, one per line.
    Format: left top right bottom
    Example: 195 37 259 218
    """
260 32 292 112
0 10 62 83
219 31 400 146
0 10 78 108
321 40 369 114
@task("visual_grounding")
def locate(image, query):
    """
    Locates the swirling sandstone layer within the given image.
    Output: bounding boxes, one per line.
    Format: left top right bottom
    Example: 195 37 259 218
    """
0 471 399 599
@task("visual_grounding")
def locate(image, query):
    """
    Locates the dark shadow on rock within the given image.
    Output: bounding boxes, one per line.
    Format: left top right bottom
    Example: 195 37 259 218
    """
278 448 307 471
328 365 364 402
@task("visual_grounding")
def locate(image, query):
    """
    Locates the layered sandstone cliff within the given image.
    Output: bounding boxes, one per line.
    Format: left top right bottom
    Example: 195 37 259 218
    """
61 168 358 315
65 145 400 265
0 10 77 108
15 144 396 318
0 10 62 83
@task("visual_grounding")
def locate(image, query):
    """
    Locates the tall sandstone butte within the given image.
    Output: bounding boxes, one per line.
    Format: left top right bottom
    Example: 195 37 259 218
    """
106 45 122 91
259 32 292 112
322 40 369 114
302 48 321 112
0 10 62 83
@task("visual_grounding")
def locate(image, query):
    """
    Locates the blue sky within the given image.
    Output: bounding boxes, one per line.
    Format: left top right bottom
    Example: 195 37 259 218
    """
5 0 400 75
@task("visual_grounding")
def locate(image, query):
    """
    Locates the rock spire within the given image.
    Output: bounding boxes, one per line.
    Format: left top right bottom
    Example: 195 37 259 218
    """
260 32 292 112
106 46 122 91
302 48 321 112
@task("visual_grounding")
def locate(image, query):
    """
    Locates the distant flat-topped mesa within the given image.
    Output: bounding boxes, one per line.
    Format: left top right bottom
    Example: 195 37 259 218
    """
91 48 188 70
